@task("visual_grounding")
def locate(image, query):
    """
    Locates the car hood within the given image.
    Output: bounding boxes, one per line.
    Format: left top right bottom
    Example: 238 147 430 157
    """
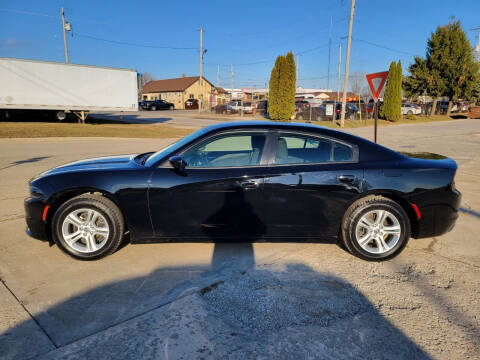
40 154 137 176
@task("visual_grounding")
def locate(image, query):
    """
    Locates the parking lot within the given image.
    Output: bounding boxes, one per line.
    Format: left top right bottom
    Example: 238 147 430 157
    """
0 119 479 359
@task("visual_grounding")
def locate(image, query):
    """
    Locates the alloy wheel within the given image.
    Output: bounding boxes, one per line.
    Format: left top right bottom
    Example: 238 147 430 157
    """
61 208 110 253
355 209 401 254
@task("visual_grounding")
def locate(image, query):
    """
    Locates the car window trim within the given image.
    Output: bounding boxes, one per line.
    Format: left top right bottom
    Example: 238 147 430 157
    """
157 129 274 169
271 130 359 166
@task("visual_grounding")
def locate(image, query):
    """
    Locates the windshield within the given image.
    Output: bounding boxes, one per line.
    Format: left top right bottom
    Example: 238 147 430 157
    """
144 127 209 167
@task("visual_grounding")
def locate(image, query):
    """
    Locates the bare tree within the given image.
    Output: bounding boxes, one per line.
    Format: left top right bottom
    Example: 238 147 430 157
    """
349 70 365 95
138 72 156 99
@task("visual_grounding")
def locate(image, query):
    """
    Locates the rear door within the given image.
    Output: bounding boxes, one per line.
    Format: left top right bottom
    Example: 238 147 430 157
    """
262 131 363 239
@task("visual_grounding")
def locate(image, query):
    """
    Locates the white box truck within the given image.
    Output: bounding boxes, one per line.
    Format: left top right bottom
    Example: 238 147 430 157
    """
0 57 138 121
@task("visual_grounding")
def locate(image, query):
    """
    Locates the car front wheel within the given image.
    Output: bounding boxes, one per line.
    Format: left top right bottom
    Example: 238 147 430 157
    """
52 194 124 260
341 195 410 260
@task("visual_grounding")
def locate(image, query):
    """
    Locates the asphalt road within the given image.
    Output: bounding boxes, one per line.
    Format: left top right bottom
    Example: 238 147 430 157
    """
0 119 479 359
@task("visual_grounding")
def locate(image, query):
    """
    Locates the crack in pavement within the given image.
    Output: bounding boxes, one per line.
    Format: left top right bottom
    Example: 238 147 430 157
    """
0 277 58 350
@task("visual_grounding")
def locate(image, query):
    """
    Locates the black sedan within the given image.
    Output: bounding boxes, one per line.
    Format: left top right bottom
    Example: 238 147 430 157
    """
140 99 174 111
25 121 461 261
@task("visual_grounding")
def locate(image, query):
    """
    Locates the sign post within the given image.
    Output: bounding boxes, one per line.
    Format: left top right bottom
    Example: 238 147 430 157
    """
365 71 389 143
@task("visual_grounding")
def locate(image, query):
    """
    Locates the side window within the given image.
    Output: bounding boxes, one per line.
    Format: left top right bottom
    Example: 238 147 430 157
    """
275 133 355 164
333 142 353 162
276 134 332 164
182 133 267 167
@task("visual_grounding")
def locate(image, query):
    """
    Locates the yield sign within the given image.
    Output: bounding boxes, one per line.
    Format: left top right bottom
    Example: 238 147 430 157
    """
366 71 389 102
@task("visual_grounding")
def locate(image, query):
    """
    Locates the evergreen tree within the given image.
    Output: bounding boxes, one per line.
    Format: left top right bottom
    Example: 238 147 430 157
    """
268 52 297 120
268 56 282 119
284 52 297 120
381 61 402 122
427 21 479 116
395 60 403 120
405 20 479 116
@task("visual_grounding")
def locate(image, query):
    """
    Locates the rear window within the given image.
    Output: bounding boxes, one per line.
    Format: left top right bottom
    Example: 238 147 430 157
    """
275 134 354 164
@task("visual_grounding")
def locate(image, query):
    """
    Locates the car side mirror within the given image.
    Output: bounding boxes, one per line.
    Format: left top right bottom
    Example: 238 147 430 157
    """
169 155 186 171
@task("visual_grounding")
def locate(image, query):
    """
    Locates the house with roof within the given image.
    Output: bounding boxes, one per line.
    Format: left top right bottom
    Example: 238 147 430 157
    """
142 75 214 110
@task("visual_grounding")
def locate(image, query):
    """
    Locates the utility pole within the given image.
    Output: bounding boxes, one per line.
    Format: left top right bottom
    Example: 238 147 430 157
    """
327 16 333 90
217 64 220 86
198 27 204 112
335 44 342 122
61 7 70 64
340 0 355 127
230 64 234 92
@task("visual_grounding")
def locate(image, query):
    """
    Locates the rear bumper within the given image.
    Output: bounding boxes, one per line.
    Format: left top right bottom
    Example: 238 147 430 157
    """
415 189 461 238
24 197 49 241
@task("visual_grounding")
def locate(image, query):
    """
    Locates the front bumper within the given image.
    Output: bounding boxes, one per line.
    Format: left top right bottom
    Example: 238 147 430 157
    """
24 197 49 241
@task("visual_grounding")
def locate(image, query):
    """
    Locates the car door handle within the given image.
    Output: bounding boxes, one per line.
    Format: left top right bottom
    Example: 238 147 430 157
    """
239 180 260 189
338 175 356 183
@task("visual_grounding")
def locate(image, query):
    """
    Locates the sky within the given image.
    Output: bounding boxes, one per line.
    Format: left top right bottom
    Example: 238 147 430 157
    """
1 0 480 90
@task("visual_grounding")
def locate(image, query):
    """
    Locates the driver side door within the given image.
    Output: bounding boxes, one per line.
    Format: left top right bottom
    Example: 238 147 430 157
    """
148 130 273 239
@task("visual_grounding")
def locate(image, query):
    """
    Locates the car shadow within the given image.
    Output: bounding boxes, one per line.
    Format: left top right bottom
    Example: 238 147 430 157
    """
459 206 480 219
0 250 431 359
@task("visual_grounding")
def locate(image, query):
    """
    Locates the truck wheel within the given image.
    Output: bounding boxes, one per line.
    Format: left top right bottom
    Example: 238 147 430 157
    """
52 194 124 260
56 111 66 121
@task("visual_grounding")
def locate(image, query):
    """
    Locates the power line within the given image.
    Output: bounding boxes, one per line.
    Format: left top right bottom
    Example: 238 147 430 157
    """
353 38 416 56
0 7 105 24
75 33 198 50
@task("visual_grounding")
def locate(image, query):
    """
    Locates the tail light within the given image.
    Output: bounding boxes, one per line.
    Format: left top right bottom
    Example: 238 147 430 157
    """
336 109 340 113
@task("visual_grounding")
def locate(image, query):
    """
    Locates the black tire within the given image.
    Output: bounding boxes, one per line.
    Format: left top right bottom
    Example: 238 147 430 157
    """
341 195 410 261
169 105 174 110
151 106 157 111
51 194 124 260
407 110 413 115
297 114 304 121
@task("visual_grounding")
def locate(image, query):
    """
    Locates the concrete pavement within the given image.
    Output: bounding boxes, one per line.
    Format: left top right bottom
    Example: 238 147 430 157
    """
0 119 479 359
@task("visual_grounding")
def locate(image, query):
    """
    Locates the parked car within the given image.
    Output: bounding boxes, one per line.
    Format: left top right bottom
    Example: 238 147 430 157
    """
140 100 174 111
430 100 458 114
25 121 461 261
295 105 328 121
256 100 268 115
229 100 243 112
401 103 422 115
335 103 359 120
456 101 470 112
214 104 232 114
185 99 199 110
295 100 310 111
242 102 253 114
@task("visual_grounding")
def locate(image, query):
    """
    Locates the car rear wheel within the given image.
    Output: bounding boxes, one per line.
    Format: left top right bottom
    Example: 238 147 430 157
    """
151 106 157 111
341 195 410 260
169 105 174 110
52 194 124 260
407 110 413 115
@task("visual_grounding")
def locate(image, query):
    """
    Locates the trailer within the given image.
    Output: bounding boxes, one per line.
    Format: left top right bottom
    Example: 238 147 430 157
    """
0 57 138 122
